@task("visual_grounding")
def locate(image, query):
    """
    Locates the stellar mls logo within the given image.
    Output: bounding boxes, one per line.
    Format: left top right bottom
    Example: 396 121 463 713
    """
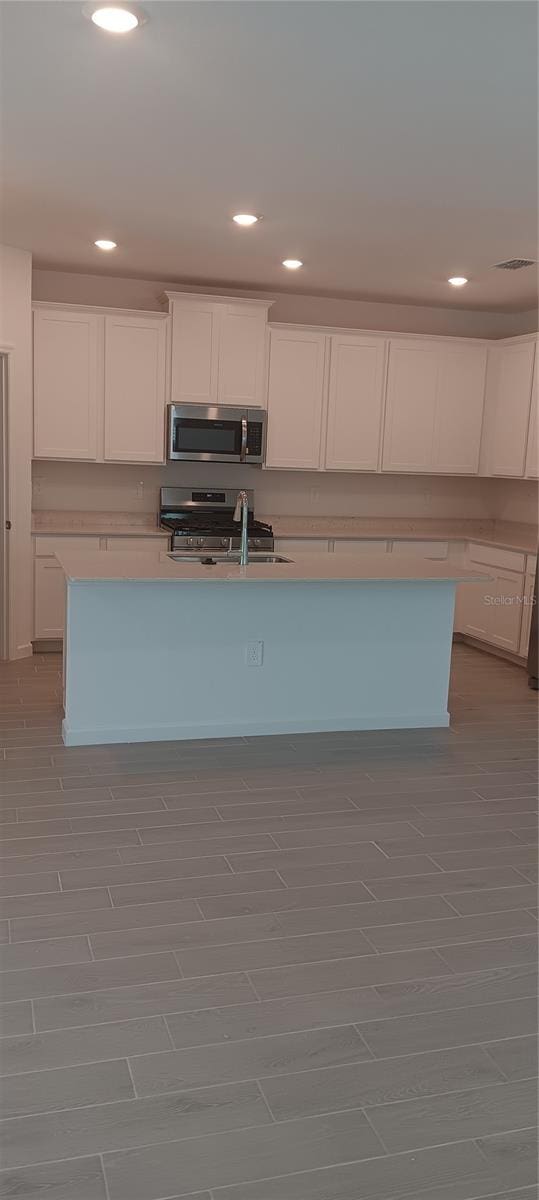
484 594 536 606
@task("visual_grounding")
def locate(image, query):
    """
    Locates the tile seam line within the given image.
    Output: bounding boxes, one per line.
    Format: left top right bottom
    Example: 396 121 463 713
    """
5 975 539 1050
96 1121 539 1175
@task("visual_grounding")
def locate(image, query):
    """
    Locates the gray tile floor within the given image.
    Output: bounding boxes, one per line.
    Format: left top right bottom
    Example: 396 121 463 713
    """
0 643 537 1199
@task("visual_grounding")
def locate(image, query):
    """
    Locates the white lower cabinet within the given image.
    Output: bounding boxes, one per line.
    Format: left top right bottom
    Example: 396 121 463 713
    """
34 536 101 639
457 569 524 653
456 542 528 654
34 559 67 639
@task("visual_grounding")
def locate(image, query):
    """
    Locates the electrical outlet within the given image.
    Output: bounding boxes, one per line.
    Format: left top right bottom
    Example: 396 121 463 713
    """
245 640 264 666
135 481 144 498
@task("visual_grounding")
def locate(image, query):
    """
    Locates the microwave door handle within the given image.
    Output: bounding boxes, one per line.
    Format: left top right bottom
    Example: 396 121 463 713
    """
240 417 248 462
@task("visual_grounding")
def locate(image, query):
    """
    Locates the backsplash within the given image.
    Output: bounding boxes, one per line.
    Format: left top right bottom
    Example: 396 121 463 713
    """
32 460 504 521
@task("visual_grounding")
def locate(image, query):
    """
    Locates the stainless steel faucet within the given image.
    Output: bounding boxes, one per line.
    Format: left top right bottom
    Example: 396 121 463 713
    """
233 490 249 566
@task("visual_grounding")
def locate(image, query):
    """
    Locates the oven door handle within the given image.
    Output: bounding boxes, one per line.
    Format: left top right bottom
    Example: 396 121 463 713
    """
240 417 248 462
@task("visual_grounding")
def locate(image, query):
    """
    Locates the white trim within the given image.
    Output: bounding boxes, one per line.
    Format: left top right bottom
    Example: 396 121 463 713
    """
63 710 450 746
32 301 169 319
162 291 274 311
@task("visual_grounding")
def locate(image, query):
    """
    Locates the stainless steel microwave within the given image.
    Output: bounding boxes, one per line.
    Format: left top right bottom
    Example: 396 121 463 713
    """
167 404 267 465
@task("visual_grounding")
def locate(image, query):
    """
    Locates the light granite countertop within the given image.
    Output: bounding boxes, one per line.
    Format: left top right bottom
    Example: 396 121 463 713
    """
55 548 490 586
33 511 538 555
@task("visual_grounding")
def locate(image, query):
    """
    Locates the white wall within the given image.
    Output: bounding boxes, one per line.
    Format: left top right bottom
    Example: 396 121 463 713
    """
489 478 539 526
0 245 33 659
32 459 497 522
32 269 536 340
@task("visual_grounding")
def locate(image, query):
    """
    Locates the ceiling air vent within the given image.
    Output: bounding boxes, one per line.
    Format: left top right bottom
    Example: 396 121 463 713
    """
492 258 536 270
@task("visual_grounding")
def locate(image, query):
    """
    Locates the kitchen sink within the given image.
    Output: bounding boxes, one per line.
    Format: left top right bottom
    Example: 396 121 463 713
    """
167 553 293 565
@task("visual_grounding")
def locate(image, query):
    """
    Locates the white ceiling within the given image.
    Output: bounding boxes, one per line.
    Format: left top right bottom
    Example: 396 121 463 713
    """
1 1 537 311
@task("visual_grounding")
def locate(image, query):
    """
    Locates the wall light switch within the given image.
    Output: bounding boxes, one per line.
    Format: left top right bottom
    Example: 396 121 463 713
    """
135 481 144 498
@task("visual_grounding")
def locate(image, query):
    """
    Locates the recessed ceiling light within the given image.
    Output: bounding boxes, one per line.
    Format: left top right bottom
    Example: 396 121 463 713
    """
232 214 259 226
448 276 468 287
94 239 117 251
282 259 303 270
90 6 140 32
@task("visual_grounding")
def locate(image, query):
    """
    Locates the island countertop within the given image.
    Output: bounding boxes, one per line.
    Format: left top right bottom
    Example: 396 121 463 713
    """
55 548 490 585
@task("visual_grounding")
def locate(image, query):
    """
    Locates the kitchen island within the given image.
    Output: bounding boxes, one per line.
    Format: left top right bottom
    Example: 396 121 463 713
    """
56 549 488 746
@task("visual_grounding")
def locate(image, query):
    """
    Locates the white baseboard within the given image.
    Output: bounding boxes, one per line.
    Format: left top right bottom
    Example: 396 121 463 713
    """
62 711 450 746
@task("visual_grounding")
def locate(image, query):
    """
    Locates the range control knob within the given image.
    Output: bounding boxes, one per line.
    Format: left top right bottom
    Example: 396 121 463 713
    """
254 538 261 547
186 537 193 547
195 538 204 548
221 537 229 548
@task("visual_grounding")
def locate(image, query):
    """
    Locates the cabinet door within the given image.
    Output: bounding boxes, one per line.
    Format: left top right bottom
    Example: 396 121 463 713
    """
382 340 439 472
457 569 524 651
432 345 487 474
34 559 66 638
33 308 101 460
325 336 386 471
455 580 491 641
525 344 539 478
519 574 535 657
481 341 535 476
218 306 267 408
266 329 326 469
104 315 167 463
487 570 525 652
170 300 219 405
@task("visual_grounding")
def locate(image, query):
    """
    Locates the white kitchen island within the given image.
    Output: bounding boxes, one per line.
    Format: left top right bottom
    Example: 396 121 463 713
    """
56 549 488 746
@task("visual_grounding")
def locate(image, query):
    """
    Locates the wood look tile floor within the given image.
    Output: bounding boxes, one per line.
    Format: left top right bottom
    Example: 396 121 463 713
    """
0 644 537 1200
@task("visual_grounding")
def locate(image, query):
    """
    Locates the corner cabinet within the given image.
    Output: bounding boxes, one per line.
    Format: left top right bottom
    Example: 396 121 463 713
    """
382 339 486 474
480 338 536 477
266 328 326 469
33 304 169 464
164 293 272 408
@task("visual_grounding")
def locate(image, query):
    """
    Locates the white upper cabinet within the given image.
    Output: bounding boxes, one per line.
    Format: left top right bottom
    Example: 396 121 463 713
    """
34 308 101 460
218 304 267 407
382 340 439 472
169 298 219 405
166 293 271 408
324 336 386 471
382 338 486 474
104 314 167 463
480 339 536 477
33 305 169 464
266 328 326 469
432 344 487 473
525 341 539 478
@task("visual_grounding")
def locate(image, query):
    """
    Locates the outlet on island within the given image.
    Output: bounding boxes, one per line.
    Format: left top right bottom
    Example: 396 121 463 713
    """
245 640 264 666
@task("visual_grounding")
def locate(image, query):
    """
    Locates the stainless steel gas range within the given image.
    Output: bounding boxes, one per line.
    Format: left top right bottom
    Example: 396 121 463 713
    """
159 487 274 557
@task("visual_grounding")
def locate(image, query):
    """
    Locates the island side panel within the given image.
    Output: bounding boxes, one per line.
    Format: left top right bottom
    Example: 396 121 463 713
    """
62 579 455 745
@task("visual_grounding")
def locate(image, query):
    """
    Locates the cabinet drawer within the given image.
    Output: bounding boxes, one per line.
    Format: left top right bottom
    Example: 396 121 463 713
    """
34 536 101 557
105 537 170 552
332 539 388 555
468 542 525 572
274 538 329 555
390 540 448 559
